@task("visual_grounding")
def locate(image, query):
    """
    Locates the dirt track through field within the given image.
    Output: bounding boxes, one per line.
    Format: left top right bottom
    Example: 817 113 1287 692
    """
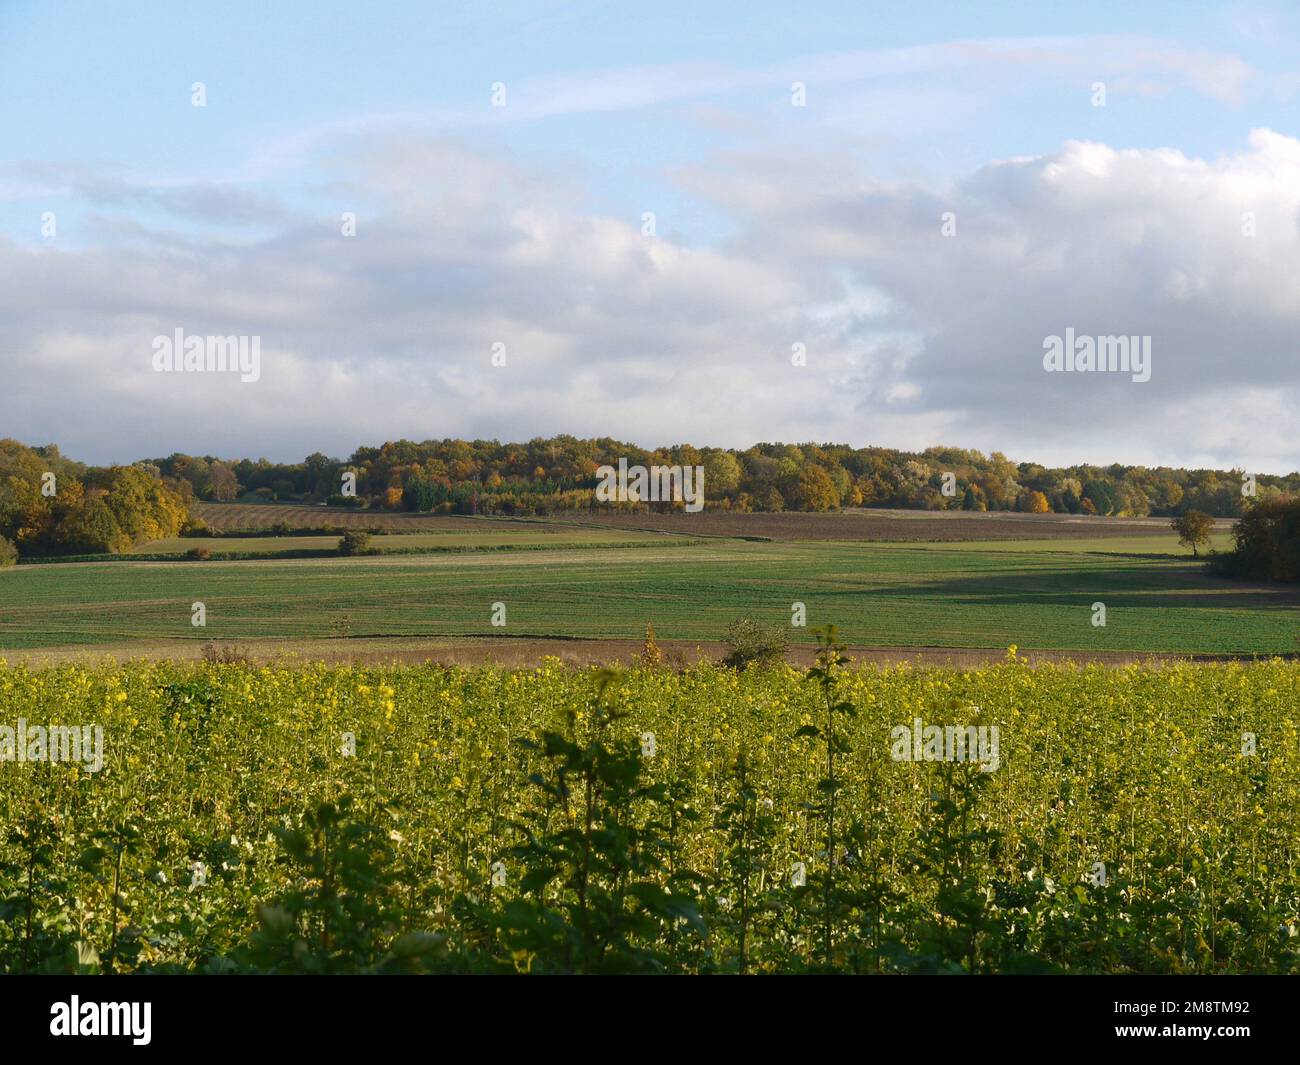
6 636 1288 670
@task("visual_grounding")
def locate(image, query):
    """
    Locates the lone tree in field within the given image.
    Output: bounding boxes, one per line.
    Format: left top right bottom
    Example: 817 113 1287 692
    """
1171 509 1214 557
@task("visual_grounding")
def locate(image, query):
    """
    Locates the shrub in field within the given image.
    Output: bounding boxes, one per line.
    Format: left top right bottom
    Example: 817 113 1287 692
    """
185 546 212 561
338 530 372 556
199 642 253 666
721 618 790 669
0 535 17 567
640 623 663 668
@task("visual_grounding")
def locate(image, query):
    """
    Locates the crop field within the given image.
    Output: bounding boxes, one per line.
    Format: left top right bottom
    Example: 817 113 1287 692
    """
194 503 495 531
196 502 1234 542
0 532 1291 657
1 653 1296 974
5 509 1288 984
132 527 670 556
544 508 1236 542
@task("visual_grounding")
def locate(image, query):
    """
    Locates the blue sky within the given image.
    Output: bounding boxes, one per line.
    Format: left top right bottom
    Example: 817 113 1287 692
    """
5 0 1295 237
2 1 1298 470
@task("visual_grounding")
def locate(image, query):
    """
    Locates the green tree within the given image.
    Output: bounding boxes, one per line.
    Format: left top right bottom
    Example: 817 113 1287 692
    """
702 450 742 497
58 497 130 553
1171 509 1214 557
1083 479 1117 516
1217 498 1300 580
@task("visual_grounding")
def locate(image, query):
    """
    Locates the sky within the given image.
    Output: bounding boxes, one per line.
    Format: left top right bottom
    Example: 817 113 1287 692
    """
1 0 1298 472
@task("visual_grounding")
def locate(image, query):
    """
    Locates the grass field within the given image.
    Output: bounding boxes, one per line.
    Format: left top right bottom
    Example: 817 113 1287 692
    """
1 527 1292 656
133 526 673 555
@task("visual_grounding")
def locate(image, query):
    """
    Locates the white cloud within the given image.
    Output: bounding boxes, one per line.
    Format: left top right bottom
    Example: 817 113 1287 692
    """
2 126 1298 474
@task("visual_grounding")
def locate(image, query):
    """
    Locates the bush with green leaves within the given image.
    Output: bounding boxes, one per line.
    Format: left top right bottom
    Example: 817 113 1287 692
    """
338 530 372 556
721 618 790 669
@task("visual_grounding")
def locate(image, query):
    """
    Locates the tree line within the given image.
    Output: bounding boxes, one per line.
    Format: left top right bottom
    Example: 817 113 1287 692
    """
146 436 1298 520
2 436 1297 581
0 440 190 560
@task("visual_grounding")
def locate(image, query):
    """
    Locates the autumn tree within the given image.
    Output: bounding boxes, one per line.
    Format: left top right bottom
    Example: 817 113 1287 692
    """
206 461 241 501
641 623 663 667
1017 489 1050 514
0 439 51 545
1171 509 1214 557
790 466 841 512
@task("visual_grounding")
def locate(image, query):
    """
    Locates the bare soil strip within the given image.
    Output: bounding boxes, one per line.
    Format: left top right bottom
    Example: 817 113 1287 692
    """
544 509 1236 542
4 636 1288 670
196 503 1234 542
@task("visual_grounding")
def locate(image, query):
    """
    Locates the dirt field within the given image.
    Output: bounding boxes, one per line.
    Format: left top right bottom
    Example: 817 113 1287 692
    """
197 503 1235 542
6 636 1284 670
196 503 530 532
543 508 1235 542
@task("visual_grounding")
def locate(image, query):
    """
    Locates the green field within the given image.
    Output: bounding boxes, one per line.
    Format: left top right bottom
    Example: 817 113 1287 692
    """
131 526 671 555
0 528 1293 654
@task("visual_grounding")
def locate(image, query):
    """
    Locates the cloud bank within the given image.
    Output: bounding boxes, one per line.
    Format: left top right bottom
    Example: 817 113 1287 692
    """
4 124 1298 472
